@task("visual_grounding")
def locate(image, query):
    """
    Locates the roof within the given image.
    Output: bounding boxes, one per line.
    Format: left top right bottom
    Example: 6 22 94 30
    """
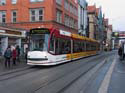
87 5 96 13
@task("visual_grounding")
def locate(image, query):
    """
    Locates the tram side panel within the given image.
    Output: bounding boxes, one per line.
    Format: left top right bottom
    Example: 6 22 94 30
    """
47 37 72 65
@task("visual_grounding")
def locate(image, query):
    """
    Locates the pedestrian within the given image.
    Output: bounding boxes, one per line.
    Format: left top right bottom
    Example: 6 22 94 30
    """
16 45 20 62
118 46 123 57
25 48 28 63
4 46 12 68
12 47 17 65
118 45 125 60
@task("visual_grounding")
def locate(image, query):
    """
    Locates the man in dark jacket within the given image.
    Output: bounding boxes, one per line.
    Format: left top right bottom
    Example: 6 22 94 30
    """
118 47 123 56
16 45 20 62
4 46 12 68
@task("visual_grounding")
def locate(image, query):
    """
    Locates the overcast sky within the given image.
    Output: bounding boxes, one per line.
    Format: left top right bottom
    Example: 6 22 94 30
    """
87 0 125 31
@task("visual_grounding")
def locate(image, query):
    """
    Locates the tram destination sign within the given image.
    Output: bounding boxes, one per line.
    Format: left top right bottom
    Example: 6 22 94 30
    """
30 28 50 34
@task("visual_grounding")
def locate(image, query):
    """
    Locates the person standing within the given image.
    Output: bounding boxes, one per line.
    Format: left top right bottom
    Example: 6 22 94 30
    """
16 45 20 62
25 48 28 63
12 47 17 65
118 46 123 57
4 46 12 68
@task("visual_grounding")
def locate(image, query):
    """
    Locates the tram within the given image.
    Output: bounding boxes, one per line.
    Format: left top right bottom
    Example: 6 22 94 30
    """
27 28 100 65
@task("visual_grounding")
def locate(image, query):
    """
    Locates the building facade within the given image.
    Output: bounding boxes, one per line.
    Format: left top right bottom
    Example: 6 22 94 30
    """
103 18 108 48
106 25 112 50
97 7 104 50
0 0 78 33
0 26 26 55
87 5 98 40
78 0 88 36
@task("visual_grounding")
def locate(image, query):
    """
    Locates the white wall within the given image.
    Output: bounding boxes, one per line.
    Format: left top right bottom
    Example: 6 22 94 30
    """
1 37 8 55
78 0 88 36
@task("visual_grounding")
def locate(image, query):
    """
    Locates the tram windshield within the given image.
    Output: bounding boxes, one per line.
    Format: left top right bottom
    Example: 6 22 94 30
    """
29 34 49 51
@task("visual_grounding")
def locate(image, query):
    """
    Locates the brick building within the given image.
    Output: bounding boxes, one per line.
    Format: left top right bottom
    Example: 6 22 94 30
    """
0 0 78 33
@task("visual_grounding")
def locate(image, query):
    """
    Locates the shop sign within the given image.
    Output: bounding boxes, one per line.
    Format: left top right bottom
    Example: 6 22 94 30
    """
60 30 71 37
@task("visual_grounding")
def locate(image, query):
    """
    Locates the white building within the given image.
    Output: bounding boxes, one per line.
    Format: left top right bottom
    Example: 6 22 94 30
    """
78 0 88 36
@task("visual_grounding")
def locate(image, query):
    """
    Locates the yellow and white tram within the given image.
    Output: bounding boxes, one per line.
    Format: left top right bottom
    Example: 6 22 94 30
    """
27 28 100 66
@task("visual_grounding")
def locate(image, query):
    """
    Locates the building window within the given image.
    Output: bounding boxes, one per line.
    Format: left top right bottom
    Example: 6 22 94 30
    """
0 11 6 23
64 0 69 11
30 8 44 22
64 14 69 26
56 10 62 23
11 0 17 4
0 0 6 5
56 0 62 5
12 10 17 23
30 0 43 2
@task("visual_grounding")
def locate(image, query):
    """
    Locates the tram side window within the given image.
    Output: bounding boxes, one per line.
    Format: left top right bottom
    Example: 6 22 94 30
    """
94 44 96 50
82 42 85 51
97 44 100 50
65 40 71 54
86 42 91 51
79 42 83 52
91 43 93 51
49 35 55 54
91 43 96 51
59 39 71 54
55 38 60 55
73 40 79 53
86 43 89 51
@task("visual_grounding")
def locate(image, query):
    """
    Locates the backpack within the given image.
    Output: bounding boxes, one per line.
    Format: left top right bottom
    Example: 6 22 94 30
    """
4 49 12 58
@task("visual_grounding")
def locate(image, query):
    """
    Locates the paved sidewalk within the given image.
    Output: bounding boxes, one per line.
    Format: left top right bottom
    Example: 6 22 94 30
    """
0 56 28 73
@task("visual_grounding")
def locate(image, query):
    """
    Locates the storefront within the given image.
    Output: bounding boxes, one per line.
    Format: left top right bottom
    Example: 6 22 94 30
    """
0 27 26 55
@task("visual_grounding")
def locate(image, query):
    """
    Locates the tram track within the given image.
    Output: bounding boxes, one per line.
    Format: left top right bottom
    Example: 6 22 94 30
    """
0 54 99 82
0 52 114 93
34 54 109 93
0 53 105 82
0 66 41 81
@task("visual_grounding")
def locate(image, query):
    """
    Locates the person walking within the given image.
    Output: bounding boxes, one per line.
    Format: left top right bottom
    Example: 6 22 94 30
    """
12 47 17 65
4 46 12 68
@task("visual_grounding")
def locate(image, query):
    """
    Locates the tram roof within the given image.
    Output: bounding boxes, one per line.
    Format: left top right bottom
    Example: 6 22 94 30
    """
71 33 98 42
30 28 98 43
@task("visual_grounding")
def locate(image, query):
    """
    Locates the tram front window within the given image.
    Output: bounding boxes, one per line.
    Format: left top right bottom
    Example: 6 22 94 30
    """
29 34 49 51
